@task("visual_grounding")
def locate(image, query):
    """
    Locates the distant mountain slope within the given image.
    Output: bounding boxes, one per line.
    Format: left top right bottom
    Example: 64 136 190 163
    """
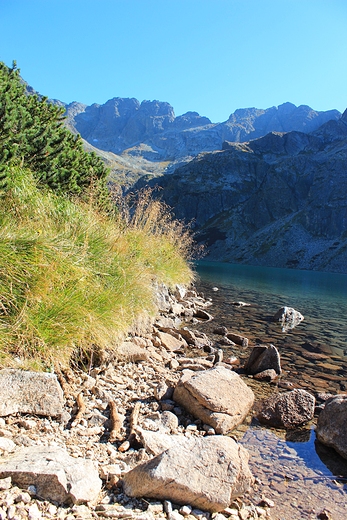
64 98 340 165
138 109 347 273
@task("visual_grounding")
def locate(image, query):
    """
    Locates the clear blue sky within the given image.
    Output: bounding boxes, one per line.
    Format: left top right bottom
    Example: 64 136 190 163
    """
1 0 346 122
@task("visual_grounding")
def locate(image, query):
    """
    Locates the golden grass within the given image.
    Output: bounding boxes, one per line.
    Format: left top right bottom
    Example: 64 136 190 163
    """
0 168 196 370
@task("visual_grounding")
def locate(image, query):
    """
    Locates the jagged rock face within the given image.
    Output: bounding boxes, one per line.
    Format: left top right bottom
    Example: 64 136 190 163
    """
224 102 339 141
142 113 347 273
65 99 340 161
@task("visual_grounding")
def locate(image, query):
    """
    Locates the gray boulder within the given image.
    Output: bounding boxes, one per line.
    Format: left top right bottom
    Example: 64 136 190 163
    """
173 366 254 434
156 331 187 352
273 307 304 332
244 344 281 376
257 389 315 429
0 446 101 504
123 435 253 512
0 369 64 418
316 394 347 459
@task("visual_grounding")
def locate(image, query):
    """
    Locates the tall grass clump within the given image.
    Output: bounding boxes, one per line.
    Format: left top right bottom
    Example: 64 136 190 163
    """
0 168 195 370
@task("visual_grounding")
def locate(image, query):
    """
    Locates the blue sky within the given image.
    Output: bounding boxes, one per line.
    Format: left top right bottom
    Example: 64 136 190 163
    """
0 0 346 122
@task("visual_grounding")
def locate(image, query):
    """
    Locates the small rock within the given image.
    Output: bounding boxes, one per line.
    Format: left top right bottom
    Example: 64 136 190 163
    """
258 497 275 508
0 437 16 452
15 492 31 504
28 503 42 520
170 359 180 370
317 510 332 520
7 505 16 519
253 369 278 382
226 333 248 347
213 326 228 336
224 357 239 366
179 505 192 516
147 501 164 514
118 441 131 452
192 509 210 520
0 476 11 490
169 511 184 520
161 411 179 432
154 382 173 401
212 514 227 520
193 309 214 321
156 331 187 352
116 341 149 362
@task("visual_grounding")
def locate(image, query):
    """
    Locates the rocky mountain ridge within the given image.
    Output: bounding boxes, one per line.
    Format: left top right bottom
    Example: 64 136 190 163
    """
62 98 340 181
138 109 347 273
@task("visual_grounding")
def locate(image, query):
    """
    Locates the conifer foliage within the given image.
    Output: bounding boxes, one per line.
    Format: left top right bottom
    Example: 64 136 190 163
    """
0 61 108 195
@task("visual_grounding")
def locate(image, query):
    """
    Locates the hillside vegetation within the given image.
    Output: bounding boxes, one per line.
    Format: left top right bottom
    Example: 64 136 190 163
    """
0 62 195 370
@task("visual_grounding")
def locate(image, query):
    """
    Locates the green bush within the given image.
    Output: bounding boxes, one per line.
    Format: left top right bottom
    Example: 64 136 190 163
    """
0 61 108 196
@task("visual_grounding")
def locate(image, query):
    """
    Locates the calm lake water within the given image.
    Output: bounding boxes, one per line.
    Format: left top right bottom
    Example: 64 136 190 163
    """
194 261 347 520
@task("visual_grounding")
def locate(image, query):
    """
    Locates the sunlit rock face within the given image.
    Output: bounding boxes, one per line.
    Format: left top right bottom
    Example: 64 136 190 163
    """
141 111 347 273
64 99 340 160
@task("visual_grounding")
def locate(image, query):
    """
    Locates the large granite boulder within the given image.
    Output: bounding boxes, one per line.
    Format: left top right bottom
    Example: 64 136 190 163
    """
173 366 254 434
316 394 347 459
0 446 101 504
0 369 64 418
123 435 253 512
257 389 315 429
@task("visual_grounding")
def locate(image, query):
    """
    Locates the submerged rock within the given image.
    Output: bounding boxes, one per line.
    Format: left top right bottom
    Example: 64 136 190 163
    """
122 435 253 512
273 306 304 332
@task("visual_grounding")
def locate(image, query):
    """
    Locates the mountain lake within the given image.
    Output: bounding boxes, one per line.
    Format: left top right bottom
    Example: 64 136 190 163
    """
193 261 347 520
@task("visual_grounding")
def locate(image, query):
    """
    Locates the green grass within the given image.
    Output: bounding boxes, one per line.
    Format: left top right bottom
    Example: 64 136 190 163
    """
0 167 195 370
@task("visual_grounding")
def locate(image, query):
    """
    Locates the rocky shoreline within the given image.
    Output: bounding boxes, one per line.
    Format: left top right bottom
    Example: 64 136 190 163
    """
0 284 345 520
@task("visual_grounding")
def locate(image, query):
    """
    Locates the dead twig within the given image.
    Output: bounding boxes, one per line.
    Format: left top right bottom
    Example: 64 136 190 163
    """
129 401 141 438
108 400 123 442
71 392 86 427
116 401 142 452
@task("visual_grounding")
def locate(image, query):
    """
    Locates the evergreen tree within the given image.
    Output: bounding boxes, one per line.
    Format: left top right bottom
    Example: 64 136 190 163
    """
0 61 109 196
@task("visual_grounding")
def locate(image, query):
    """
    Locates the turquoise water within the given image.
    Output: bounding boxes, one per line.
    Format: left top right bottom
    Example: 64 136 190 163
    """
195 261 347 519
196 261 347 303
196 261 347 360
